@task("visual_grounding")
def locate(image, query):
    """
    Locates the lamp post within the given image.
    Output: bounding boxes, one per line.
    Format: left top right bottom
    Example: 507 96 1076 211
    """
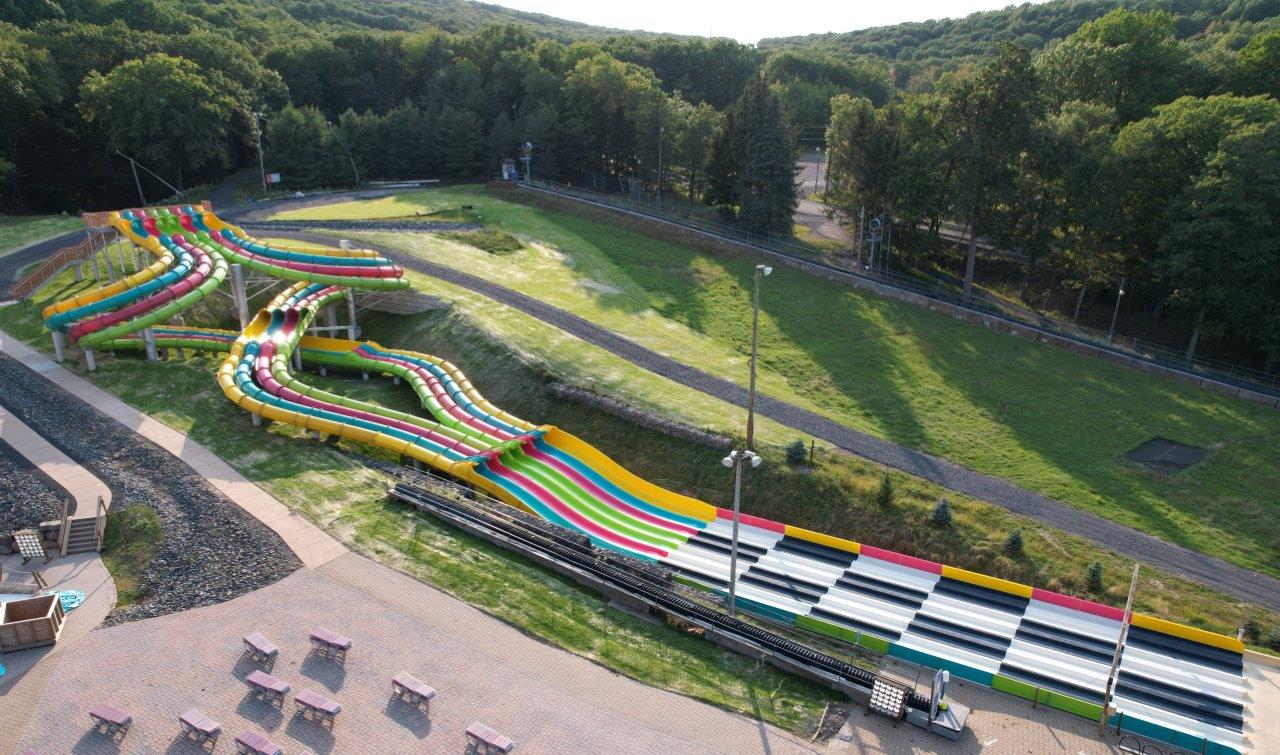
1107 276 1126 344
722 448 761 616
253 110 267 196
326 121 361 188
746 264 771 448
657 125 665 211
723 262 770 617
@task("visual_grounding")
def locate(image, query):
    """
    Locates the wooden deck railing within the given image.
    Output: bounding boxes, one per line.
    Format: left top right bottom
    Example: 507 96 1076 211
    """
10 231 112 301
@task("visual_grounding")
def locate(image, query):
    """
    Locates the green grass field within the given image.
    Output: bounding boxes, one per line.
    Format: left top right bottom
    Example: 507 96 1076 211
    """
281 185 1280 579
6 265 1278 647
0 215 83 257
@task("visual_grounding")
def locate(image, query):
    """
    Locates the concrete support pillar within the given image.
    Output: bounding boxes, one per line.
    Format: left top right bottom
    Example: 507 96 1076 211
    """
230 264 249 328
251 412 262 427
85 350 97 372
292 347 302 372
319 366 327 377
361 370 369 381
143 328 158 361
52 332 66 362
346 290 358 340
392 376 400 385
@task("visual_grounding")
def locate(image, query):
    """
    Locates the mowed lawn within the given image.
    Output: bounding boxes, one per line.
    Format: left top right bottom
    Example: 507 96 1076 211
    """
0 215 83 256
279 186 1280 578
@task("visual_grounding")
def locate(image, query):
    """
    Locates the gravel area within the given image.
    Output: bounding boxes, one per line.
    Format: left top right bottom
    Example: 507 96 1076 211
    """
0 353 301 625
0 437 66 536
269 228 1280 611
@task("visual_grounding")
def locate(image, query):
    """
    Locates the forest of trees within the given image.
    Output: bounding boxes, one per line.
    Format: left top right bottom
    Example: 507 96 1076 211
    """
823 9 1280 366
1 0 1278 364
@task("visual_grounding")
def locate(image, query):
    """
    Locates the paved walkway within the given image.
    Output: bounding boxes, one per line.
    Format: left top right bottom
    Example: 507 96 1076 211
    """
271 229 1280 611
0 332 346 570
0 402 111 520
1244 653 1280 755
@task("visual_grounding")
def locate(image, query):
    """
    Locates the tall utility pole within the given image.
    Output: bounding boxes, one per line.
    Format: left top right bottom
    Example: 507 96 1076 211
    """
746 264 771 449
253 111 267 196
1099 564 1141 735
657 125 665 211
1107 276 1127 344
327 121 361 187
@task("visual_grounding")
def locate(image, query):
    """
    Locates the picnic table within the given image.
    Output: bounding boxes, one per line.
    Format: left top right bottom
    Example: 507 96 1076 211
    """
179 707 221 746
88 703 132 740
466 721 516 754
392 672 437 712
295 688 342 728
242 631 279 664
245 669 291 707
309 627 352 661
234 730 283 755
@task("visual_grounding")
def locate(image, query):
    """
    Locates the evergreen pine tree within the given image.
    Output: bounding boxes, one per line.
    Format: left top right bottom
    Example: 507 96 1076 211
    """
785 439 807 465
931 498 953 526
1086 560 1104 592
735 74 800 235
875 473 894 508
1004 528 1024 556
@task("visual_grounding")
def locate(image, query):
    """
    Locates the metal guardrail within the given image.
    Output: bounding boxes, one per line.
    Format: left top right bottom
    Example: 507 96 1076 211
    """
519 178 1280 398
10 232 110 300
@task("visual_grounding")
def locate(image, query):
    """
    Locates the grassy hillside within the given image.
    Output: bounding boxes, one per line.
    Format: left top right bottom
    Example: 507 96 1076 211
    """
276 186 1280 579
759 0 1280 64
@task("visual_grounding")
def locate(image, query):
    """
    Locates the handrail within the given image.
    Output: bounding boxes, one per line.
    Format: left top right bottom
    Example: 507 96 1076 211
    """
95 494 107 552
520 178 1280 399
57 497 71 556
10 232 112 300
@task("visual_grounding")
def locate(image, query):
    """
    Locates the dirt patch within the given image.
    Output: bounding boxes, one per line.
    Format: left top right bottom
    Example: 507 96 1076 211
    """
1125 437 1211 476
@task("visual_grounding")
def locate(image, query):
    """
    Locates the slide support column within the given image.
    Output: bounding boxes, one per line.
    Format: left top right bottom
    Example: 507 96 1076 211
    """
231 263 249 328
346 290 358 340
85 350 97 372
143 328 158 361
51 332 66 362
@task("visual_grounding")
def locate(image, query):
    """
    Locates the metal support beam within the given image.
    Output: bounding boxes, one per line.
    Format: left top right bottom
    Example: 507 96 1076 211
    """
143 328 158 361
346 289 358 340
101 248 116 283
230 263 250 328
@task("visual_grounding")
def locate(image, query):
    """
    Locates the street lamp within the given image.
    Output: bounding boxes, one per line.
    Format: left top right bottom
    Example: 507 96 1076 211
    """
722 448 762 616
326 121 361 188
252 110 267 197
722 262 770 617
1107 276 1126 344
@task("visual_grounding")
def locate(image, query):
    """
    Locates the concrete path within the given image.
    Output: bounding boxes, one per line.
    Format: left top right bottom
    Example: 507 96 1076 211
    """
270 229 1280 612
1244 653 1280 755
0 332 346 570
0 402 111 520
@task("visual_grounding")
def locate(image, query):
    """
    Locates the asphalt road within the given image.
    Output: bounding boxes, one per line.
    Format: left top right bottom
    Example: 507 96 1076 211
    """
268 226 1280 612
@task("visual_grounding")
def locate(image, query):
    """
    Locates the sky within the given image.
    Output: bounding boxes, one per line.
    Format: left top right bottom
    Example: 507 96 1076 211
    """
486 0 1050 44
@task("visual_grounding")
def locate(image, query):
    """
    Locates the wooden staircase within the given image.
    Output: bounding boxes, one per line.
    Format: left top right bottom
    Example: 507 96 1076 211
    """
62 517 100 555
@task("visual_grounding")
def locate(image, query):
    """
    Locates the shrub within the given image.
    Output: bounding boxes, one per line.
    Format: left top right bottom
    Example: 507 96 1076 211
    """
931 498 953 527
1265 628 1280 652
1086 560 1104 593
439 229 524 255
875 473 894 508
785 439 807 465
1004 528 1024 556
1242 616 1262 644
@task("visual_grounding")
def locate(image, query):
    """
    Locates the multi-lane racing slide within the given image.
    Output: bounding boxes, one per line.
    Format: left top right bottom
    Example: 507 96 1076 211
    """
43 205 1250 755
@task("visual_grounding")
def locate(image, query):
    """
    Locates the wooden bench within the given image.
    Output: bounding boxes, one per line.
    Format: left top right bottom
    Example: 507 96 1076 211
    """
294 688 342 728
466 721 515 754
88 703 132 740
245 669 291 707
242 631 279 665
234 730 283 755
309 627 352 661
179 707 221 747
391 672 437 712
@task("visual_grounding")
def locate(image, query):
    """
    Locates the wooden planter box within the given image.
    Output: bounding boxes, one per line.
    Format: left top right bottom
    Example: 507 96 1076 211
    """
0 594 65 652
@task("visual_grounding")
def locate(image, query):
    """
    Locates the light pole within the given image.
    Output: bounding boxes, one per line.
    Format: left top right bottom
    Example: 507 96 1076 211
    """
657 125 665 211
722 448 762 616
723 262 770 617
1107 276 1126 344
253 110 267 196
326 121 361 188
746 264 771 448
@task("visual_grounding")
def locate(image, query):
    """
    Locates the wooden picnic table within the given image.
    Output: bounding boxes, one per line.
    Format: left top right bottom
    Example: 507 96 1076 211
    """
245 669 291 706
295 688 342 728
234 730 283 755
179 707 221 745
309 626 352 661
392 672 437 711
88 703 132 739
242 631 278 664
466 721 515 754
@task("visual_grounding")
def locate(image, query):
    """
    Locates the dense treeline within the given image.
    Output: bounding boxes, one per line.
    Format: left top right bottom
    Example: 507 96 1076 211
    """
824 10 1280 366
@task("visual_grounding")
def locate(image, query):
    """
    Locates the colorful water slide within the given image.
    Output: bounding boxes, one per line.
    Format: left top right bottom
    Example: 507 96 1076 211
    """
41 205 1250 755
42 205 407 350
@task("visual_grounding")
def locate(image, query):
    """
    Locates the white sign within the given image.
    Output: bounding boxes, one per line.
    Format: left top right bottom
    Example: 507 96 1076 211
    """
266 172 282 184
